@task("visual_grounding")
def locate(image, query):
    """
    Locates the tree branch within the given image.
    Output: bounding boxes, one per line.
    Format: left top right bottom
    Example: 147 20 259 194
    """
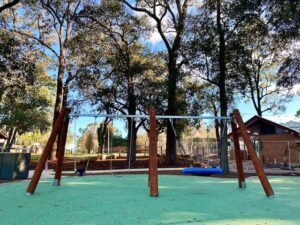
0 0 20 13
121 0 172 52
13 30 59 58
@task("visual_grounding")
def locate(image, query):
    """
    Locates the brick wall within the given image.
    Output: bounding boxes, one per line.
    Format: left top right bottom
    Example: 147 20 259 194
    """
259 134 300 164
229 134 300 165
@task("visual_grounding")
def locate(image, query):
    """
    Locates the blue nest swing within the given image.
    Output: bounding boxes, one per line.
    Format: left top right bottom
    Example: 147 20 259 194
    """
182 167 223 175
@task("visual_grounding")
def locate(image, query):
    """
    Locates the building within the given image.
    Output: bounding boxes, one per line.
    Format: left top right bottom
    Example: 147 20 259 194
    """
229 116 300 166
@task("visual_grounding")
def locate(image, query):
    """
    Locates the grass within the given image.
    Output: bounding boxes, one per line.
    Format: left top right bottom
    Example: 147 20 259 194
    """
0 175 300 225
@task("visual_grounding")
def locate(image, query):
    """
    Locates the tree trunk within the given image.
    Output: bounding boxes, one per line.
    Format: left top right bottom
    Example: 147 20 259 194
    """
127 118 137 162
127 75 137 162
97 122 108 154
50 53 65 160
4 127 14 151
214 118 220 141
5 127 17 152
166 55 178 165
217 0 229 174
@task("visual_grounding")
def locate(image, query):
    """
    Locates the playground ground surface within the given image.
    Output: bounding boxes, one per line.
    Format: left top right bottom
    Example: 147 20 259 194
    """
0 174 300 225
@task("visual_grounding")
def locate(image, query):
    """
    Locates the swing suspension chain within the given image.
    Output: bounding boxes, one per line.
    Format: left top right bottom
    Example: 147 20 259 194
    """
168 118 186 155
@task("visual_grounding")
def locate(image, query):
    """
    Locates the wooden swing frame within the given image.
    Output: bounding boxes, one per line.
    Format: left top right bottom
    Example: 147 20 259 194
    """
26 108 274 197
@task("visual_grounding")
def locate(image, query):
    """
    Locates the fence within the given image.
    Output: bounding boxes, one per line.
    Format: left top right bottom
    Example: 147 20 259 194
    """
229 140 300 170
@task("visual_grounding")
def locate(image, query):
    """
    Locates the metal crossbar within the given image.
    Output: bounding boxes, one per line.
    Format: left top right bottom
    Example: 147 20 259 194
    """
69 113 232 120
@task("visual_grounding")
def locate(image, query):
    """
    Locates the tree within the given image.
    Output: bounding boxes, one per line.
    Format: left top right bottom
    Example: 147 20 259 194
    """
84 131 96 154
0 28 36 101
187 0 276 172
120 0 192 165
269 1 300 88
11 0 83 159
77 123 98 154
73 0 166 161
97 121 127 153
187 0 299 172
97 118 110 153
236 18 294 116
0 27 55 151
189 82 235 141
0 63 55 151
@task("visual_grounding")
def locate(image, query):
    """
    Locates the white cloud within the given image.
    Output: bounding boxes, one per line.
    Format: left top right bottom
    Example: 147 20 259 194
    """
290 84 300 95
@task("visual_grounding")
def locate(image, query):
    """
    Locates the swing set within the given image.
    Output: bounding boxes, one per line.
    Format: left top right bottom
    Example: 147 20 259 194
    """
26 108 274 197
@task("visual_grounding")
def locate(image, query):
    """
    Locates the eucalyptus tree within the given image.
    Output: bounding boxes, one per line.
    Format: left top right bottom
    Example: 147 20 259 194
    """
0 28 36 101
235 17 295 116
8 0 84 158
268 0 300 87
119 0 193 164
72 0 166 161
0 63 55 151
189 83 235 141
0 27 39 151
186 0 259 172
231 0 299 116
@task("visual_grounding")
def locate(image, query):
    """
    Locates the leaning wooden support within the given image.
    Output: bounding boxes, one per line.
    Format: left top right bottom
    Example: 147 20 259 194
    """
230 115 246 189
232 109 274 197
53 111 71 186
26 108 71 195
149 107 159 197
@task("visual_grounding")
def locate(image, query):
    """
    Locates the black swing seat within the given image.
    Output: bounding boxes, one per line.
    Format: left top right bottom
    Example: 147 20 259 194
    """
75 168 86 176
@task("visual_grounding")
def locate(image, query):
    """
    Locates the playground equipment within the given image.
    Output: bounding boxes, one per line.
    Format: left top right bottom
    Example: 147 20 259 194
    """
26 108 274 197
182 167 223 175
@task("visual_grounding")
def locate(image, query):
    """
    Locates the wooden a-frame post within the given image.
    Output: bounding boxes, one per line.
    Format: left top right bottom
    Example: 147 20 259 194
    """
53 112 70 186
149 107 159 197
230 114 246 189
232 109 274 197
26 108 71 195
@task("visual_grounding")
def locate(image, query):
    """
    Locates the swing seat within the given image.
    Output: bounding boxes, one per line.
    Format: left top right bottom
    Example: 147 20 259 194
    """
182 167 223 175
75 168 86 176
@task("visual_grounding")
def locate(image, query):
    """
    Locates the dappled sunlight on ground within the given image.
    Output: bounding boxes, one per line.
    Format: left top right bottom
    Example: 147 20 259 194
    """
0 175 300 224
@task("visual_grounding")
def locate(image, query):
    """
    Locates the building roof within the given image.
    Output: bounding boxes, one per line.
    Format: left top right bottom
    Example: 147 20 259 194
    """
0 132 7 139
230 115 300 137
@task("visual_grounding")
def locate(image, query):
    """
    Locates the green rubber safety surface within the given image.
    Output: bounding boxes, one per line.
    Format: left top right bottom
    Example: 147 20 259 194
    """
0 175 300 225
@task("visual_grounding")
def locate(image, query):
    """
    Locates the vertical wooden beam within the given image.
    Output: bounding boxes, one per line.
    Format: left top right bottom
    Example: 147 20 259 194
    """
53 111 71 186
232 109 274 197
26 108 71 195
230 114 246 189
149 107 159 197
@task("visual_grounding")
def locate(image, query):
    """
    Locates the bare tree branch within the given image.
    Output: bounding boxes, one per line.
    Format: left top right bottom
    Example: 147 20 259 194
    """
0 0 20 13
13 30 59 58
121 0 172 52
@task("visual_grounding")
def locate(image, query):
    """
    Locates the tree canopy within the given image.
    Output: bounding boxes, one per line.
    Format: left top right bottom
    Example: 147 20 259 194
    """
0 0 299 170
